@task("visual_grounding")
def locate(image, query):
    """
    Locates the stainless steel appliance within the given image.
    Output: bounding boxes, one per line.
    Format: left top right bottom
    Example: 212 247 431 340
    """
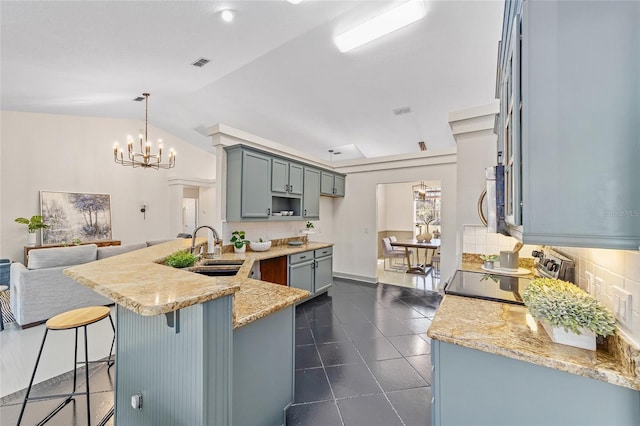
444 270 530 305
531 247 575 282
478 165 507 234
444 248 576 305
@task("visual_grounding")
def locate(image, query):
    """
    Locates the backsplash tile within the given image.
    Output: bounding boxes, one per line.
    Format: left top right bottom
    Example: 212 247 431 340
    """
559 246 640 347
462 225 537 258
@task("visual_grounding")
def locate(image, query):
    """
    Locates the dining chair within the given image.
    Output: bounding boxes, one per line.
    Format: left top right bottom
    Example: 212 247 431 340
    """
388 235 413 267
381 238 407 272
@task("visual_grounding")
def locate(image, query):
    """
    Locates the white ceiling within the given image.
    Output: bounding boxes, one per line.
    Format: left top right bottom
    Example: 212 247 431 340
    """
0 0 504 161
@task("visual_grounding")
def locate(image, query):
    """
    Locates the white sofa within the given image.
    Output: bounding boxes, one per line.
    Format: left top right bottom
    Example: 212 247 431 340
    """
10 242 150 327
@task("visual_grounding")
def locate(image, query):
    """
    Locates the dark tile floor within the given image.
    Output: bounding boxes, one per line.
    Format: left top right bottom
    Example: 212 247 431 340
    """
0 362 115 425
287 279 441 426
0 279 441 426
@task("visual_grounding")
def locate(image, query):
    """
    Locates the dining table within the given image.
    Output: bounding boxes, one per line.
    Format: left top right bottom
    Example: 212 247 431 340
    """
390 239 441 275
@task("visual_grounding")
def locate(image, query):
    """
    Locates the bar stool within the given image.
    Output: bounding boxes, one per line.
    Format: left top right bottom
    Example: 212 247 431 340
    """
0 285 8 331
17 306 115 426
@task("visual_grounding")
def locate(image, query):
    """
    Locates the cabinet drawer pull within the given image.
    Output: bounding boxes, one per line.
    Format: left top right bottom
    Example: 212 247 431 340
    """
300 256 307 259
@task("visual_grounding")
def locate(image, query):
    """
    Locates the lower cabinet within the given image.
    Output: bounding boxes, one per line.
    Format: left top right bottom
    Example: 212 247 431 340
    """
431 340 640 426
288 248 333 298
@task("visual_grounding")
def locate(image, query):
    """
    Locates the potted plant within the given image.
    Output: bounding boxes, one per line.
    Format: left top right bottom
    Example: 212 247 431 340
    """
15 215 50 246
480 254 499 269
230 230 249 253
522 277 616 350
165 250 198 268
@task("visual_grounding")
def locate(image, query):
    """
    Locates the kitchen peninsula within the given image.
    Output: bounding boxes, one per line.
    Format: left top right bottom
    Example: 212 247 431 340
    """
65 238 332 425
428 294 640 425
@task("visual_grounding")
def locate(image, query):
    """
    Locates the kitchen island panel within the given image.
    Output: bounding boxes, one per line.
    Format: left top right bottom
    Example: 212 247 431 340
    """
115 296 233 426
233 305 294 426
432 340 640 426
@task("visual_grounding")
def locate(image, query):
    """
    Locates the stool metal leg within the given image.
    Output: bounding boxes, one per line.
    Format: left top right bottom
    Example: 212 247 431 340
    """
84 325 91 425
17 328 49 425
107 314 115 368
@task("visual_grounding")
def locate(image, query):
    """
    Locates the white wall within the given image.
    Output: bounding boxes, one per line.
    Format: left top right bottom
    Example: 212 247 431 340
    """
0 111 216 262
333 154 457 283
380 182 415 232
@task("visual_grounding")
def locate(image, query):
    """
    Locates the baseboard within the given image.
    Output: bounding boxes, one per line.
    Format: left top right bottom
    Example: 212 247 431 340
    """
332 272 377 284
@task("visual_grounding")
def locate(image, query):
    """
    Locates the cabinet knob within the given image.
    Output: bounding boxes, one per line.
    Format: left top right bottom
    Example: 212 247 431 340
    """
290 184 293 192
304 209 307 216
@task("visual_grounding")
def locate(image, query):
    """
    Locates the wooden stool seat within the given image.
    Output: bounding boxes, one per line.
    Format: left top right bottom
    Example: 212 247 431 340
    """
46 306 111 330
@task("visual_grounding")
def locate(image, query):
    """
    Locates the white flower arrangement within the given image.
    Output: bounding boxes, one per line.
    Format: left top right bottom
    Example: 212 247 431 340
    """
522 278 616 337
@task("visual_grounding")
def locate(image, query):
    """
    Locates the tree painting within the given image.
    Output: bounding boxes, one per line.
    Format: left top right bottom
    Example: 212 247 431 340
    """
68 193 110 239
41 191 112 244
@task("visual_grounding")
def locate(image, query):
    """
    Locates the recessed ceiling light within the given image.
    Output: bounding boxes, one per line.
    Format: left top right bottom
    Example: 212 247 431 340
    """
221 9 235 22
287 0 304 4
334 0 427 53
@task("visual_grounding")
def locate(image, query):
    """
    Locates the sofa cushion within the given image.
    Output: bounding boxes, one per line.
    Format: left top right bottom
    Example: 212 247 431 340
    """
97 242 147 260
28 244 98 270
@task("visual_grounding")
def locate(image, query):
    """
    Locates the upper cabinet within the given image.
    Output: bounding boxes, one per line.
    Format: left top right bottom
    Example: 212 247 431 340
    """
226 145 346 221
226 148 272 220
272 159 303 196
303 167 321 219
320 171 346 198
496 0 640 250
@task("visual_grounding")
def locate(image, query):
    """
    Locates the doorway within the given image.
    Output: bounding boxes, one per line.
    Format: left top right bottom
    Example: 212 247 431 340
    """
182 187 199 235
376 181 441 290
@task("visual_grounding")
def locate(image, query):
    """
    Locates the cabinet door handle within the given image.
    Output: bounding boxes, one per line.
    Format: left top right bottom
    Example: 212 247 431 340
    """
312 261 316 269
290 184 293 192
304 209 307 216
267 208 271 215
285 184 289 192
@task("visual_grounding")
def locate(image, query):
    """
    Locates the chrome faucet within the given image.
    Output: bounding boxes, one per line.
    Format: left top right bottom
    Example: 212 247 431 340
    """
191 225 222 255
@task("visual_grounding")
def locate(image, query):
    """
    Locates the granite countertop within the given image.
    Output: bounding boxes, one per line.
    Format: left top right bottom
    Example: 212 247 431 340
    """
429 264 640 391
65 239 331 329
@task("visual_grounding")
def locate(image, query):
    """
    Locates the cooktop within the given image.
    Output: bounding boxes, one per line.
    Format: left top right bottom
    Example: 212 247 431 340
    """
444 270 531 305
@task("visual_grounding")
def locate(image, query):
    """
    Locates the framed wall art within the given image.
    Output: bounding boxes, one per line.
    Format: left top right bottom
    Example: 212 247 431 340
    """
40 191 112 245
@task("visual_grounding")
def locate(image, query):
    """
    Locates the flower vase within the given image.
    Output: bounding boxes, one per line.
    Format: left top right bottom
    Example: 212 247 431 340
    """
540 319 596 351
234 244 246 254
27 232 37 246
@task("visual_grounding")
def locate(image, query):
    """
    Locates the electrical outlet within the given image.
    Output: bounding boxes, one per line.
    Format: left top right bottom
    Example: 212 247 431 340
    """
594 277 603 301
612 286 633 328
585 272 594 294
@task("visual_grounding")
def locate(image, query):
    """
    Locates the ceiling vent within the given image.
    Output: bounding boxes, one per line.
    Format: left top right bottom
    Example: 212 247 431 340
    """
392 106 411 116
191 58 211 68
133 96 145 102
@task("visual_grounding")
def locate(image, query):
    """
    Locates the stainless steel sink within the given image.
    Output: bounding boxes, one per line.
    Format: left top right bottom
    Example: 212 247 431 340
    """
193 268 239 277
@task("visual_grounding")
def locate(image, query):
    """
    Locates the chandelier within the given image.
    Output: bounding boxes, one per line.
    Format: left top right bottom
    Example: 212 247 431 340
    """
113 93 176 169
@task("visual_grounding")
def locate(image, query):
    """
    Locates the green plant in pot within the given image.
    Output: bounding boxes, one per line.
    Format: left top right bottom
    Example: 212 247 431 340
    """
15 215 49 246
522 277 616 350
230 230 249 253
165 250 198 268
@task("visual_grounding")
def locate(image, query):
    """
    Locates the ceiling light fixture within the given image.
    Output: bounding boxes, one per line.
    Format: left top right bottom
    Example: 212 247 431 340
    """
334 0 427 53
221 9 235 22
113 93 176 169
287 0 304 4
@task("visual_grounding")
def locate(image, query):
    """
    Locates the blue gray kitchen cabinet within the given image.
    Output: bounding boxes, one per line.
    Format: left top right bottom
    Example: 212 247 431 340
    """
314 247 333 294
272 158 303 196
496 0 640 249
320 171 346 197
303 167 321 219
288 251 314 293
431 340 640 425
288 248 333 298
226 147 271 220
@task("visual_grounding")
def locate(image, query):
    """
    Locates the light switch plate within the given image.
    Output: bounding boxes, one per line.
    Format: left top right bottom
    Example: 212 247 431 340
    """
585 272 594 294
612 286 632 328
594 277 603 301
